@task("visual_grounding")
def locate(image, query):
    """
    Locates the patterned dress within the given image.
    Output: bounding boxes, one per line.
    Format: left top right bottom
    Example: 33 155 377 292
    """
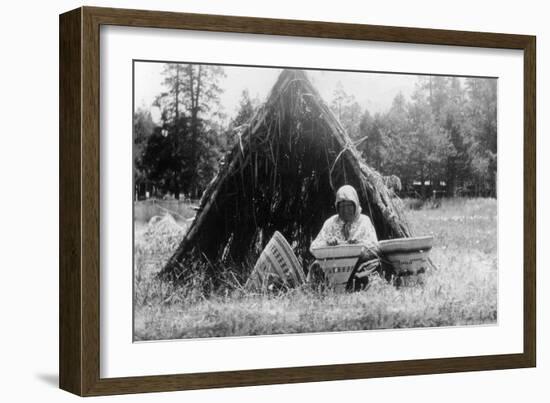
310 214 378 250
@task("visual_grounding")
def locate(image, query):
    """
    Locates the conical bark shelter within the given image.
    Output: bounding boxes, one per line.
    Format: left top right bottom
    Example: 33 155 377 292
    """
160 69 412 280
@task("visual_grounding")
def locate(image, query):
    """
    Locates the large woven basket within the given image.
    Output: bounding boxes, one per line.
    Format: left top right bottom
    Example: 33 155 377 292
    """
245 231 306 291
379 236 433 275
310 245 367 291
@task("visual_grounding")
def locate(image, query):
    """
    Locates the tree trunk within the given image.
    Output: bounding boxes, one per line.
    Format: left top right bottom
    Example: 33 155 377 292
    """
189 66 203 197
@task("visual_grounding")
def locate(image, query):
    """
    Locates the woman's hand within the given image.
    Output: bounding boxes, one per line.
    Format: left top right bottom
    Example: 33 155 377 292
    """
347 239 359 244
327 237 339 246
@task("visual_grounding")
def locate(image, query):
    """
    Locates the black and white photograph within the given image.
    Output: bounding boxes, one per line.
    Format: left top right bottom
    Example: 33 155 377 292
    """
133 62 498 341
0 0 545 399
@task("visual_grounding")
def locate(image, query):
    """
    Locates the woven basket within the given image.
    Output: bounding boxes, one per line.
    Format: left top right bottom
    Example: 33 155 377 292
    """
379 236 433 275
310 245 367 291
245 231 306 291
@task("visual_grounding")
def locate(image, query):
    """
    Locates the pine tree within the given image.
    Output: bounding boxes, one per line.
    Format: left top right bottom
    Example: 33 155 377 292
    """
151 63 226 198
330 82 362 139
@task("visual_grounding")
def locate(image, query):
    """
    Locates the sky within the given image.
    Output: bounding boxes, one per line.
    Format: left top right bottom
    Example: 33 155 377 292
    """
134 61 421 124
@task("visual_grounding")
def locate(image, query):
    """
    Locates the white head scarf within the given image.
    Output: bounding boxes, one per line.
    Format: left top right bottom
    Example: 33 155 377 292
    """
334 185 362 221
335 185 362 240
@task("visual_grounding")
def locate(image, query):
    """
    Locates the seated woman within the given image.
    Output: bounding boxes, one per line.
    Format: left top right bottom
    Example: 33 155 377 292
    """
311 185 378 249
308 185 384 290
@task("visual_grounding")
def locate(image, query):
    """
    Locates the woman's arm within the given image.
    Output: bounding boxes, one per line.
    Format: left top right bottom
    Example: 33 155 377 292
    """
310 217 338 250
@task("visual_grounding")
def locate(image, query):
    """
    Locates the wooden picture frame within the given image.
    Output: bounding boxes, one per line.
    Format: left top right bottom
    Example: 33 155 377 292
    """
59 6 536 396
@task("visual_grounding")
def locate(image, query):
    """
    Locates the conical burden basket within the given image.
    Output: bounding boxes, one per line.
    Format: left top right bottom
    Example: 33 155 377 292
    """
245 231 306 292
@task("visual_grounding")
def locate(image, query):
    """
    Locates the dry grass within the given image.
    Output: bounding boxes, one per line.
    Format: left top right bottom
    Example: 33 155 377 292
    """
134 199 197 225
133 197 497 341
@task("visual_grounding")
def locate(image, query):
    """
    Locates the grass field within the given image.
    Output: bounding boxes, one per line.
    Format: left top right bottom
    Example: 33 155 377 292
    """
133 198 497 341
